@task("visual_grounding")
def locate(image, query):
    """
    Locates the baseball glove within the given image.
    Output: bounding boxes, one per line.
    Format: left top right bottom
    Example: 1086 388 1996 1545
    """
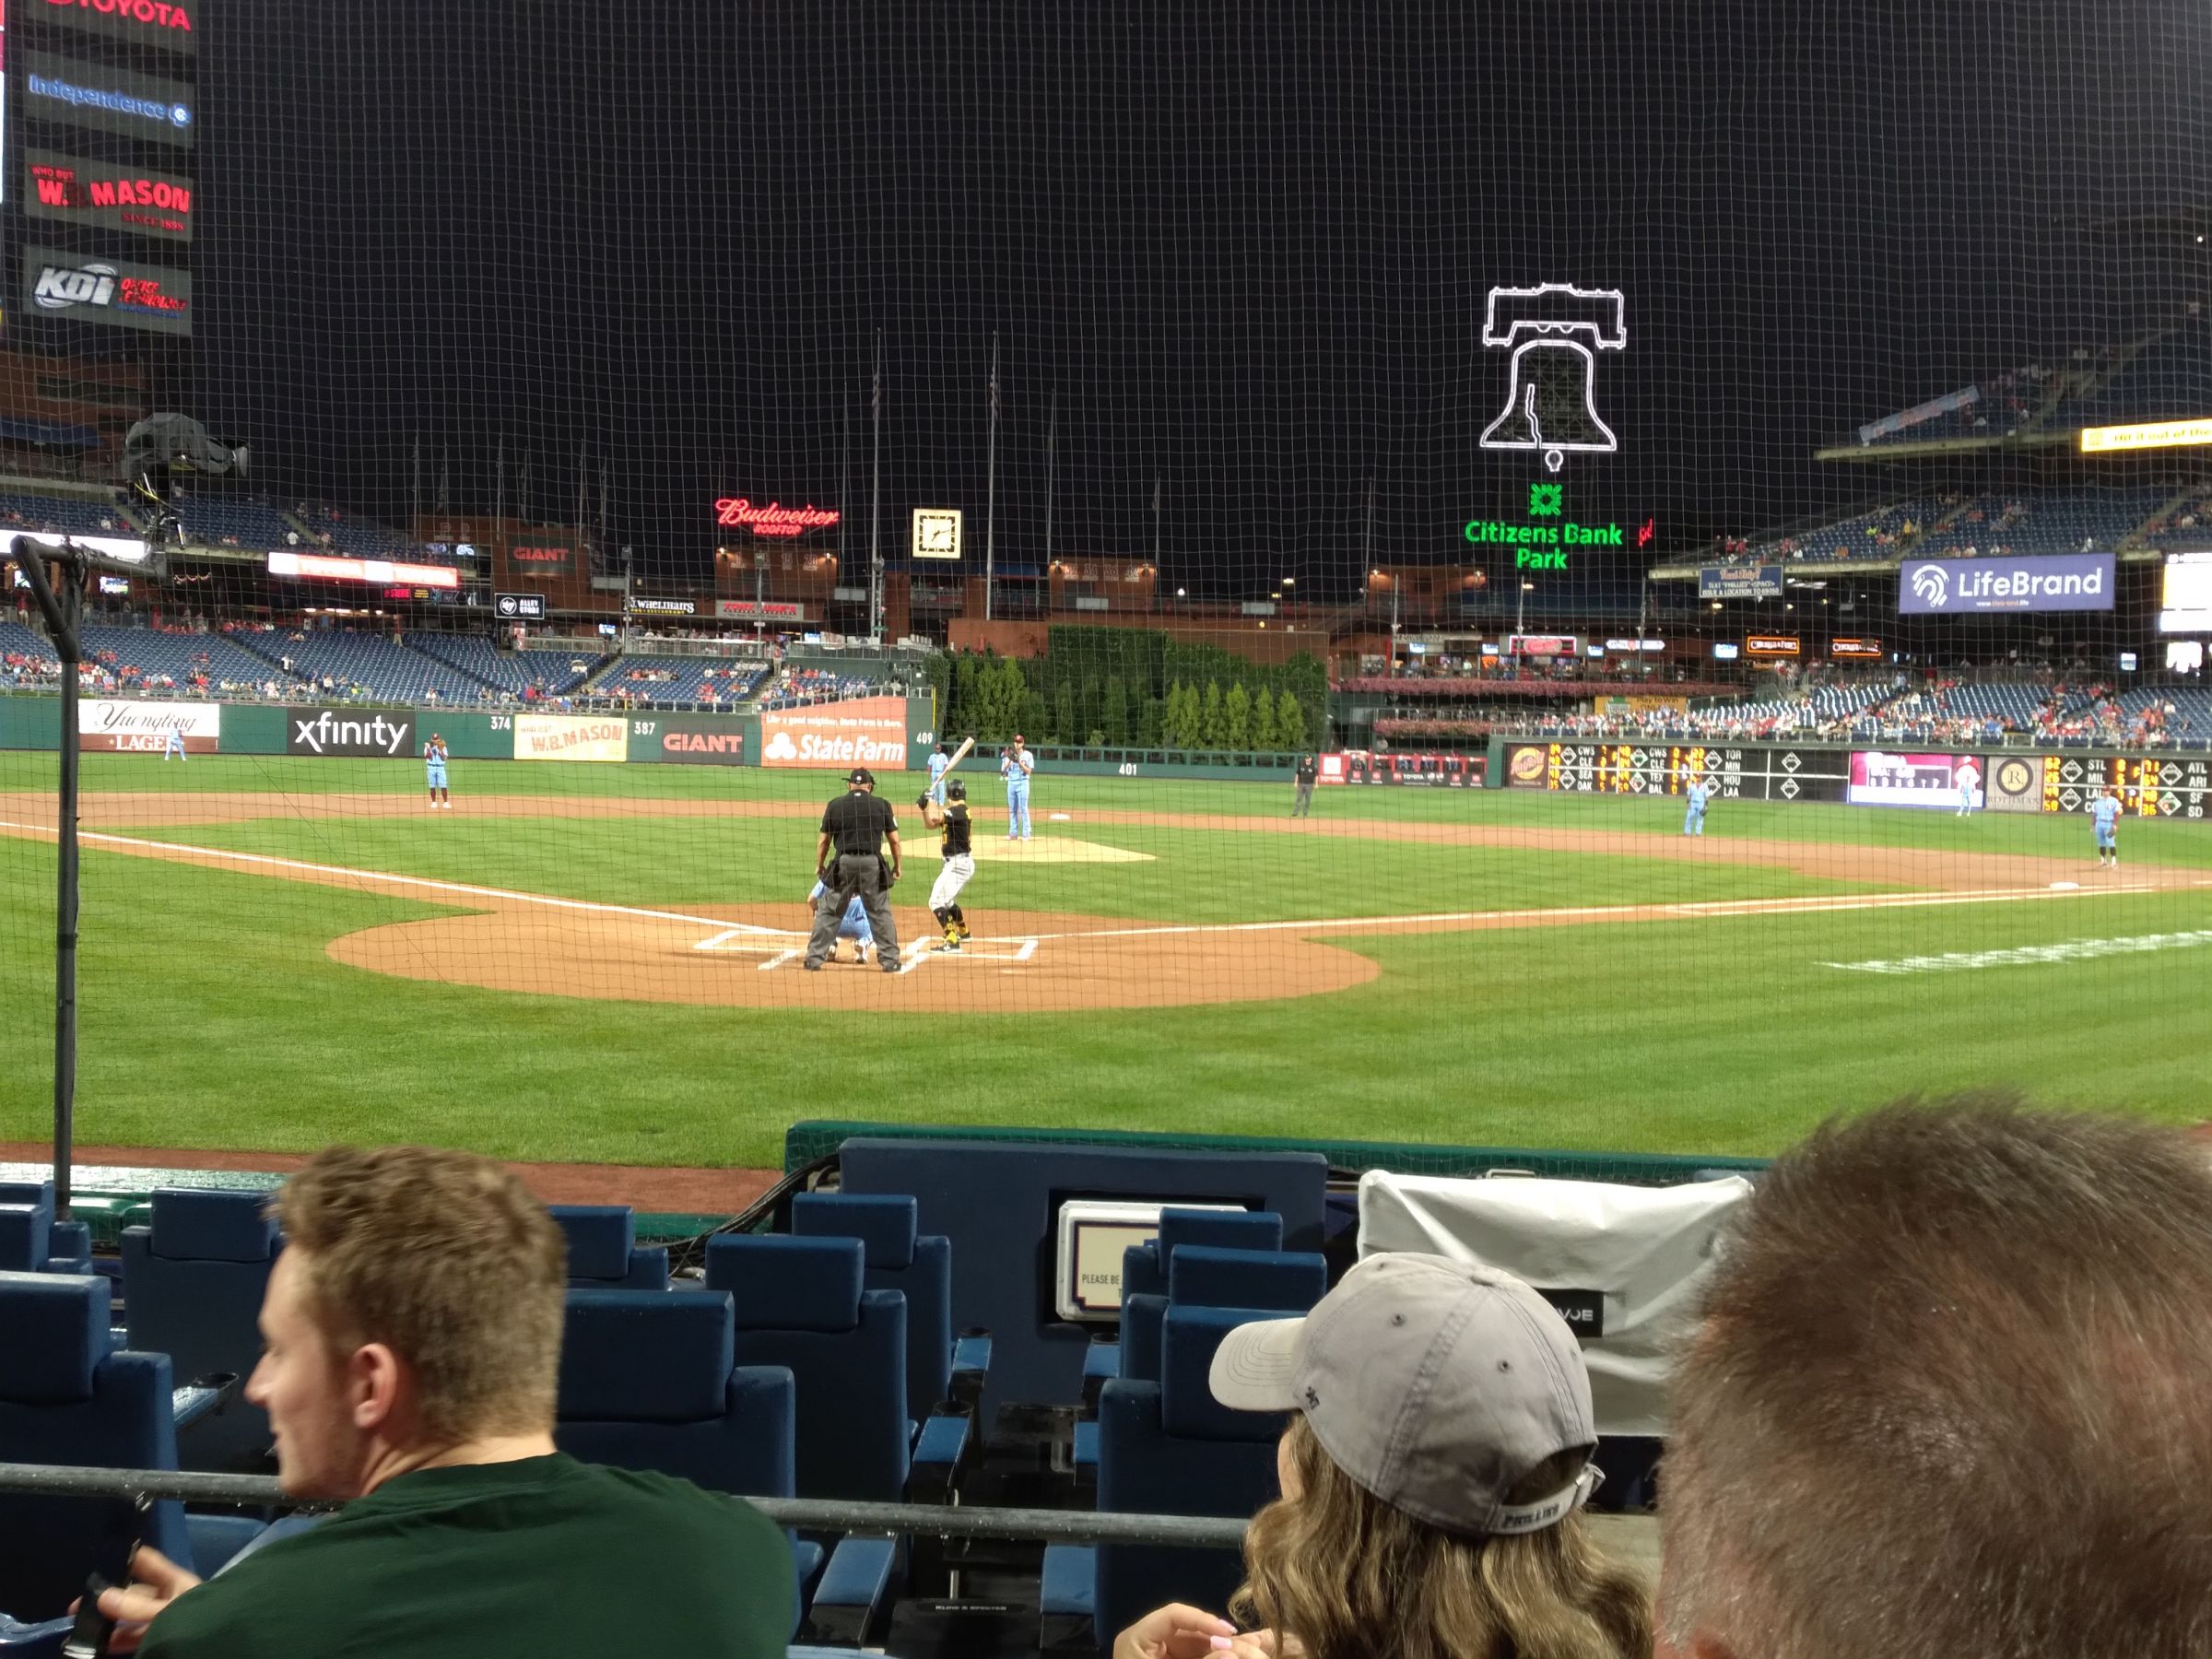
916 792 933 809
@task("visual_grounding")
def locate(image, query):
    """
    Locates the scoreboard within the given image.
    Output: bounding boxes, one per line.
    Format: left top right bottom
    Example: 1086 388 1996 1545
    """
1983 752 2212 819
1501 742 1849 802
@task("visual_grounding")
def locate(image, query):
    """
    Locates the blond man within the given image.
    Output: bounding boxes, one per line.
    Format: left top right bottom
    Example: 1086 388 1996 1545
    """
101 1146 792 1658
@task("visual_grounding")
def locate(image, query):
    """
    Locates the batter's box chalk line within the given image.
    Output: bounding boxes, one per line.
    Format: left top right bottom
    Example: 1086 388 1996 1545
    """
696 928 1039 969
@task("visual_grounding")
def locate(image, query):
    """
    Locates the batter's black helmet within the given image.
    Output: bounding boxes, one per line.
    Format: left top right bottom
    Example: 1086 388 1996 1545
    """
946 779 966 800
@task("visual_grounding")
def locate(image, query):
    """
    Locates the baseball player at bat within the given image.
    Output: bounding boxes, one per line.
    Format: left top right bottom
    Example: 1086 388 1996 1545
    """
919 778 975 951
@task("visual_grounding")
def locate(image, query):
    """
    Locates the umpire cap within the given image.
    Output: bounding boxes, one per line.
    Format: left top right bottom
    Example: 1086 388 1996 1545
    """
846 767 876 786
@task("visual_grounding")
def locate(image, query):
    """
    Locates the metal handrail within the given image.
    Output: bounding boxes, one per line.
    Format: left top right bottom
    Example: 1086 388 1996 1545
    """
0 1462 1249 1548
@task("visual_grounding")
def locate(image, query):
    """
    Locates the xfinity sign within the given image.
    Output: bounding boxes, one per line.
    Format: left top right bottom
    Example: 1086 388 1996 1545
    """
286 709 417 759
1897 554 2113 615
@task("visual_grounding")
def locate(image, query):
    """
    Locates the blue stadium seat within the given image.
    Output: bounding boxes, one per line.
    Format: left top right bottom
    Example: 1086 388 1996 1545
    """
549 1206 669 1291
1121 1207 1285 1300
554 1288 815 1635
1045 1304 1295 1642
0 1183 88 1277
120 1189 281 1472
706 1235 911 1501
0 1274 201 1623
791 1193 988 1415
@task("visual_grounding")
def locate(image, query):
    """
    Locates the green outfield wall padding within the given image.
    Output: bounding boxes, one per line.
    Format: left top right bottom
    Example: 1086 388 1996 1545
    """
218 703 288 755
785 1119 1768 1186
0 694 63 749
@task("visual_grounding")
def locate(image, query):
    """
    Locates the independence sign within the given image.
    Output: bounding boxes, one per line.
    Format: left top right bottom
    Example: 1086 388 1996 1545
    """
1898 553 2114 615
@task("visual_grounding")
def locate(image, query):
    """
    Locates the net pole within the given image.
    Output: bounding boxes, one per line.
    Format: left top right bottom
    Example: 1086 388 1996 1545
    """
984 328 1000 626
16 543 83 1220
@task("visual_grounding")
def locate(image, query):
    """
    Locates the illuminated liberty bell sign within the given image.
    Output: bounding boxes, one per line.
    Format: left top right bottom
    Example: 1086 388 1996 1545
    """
1480 283 1627 473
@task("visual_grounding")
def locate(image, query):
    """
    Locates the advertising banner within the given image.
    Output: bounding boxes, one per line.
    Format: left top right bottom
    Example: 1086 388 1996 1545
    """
26 149 194 241
513 713 629 763
1744 635 1800 658
1698 563 1783 599
1848 751 1981 809
79 699 217 752
1983 753 2045 814
23 50 195 146
1829 637 1884 660
760 694 908 770
1897 554 2113 615
24 244 192 335
628 714 747 766
1984 753 2210 819
716 598 806 621
283 708 415 759
626 596 696 617
503 539 574 580
2157 550 2212 633
35 0 199 56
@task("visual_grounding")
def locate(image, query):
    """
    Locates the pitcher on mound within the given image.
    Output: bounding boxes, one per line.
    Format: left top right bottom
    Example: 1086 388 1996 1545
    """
919 779 976 951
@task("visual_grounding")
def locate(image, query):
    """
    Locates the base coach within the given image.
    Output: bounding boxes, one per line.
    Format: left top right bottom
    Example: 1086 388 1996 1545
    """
805 767 903 972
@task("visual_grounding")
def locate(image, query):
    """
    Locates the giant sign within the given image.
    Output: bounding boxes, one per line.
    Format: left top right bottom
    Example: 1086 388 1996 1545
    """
23 51 195 146
504 539 574 579
26 148 194 241
284 708 416 759
760 694 908 770
627 714 747 766
1698 562 1783 599
78 699 217 752
37 0 198 55
24 245 192 335
1897 553 2113 615
513 713 628 763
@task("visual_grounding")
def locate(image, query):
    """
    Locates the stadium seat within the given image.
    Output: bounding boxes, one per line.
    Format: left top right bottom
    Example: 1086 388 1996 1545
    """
119 1189 282 1472
704 1235 915 1502
1112 1237 1318 1391
554 1288 818 1635
791 1193 989 1414
549 1205 669 1291
1120 1206 1286 1300
0 1184 89 1277
0 1272 260 1623
1043 1303 1295 1644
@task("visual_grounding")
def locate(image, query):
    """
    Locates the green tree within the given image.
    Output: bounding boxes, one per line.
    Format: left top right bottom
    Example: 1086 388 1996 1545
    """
1250 686 1277 751
1275 690 1307 750
1022 689 1050 740
952 652 980 735
1102 675 1131 745
1053 683 1077 746
1072 676 1100 747
1200 682 1225 750
1222 682 1251 751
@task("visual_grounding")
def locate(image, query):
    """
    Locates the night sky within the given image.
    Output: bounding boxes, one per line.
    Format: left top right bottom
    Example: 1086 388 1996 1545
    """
170 0 2212 593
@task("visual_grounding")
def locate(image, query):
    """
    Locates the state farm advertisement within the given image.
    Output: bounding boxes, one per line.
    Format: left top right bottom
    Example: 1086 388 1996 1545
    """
760 695 908 770
514 713 628 763
79 699 218 753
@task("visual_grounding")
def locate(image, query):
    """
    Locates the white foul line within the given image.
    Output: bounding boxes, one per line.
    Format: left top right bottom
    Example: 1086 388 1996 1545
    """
0 818 782 935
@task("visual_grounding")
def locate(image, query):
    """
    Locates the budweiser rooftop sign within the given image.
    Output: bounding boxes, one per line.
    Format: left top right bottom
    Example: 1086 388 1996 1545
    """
713 497 841 538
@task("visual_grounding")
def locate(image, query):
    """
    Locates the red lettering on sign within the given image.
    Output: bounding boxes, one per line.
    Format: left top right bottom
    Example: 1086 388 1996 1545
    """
712 498 841 537
43 0 194 32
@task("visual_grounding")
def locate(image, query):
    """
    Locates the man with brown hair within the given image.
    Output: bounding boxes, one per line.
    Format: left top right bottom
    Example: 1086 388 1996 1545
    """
98 1146 792 1657
1662 1097 2212 1659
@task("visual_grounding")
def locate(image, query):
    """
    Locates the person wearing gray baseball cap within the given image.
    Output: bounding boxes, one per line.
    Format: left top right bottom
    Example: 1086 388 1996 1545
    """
1114 1253 1650 1659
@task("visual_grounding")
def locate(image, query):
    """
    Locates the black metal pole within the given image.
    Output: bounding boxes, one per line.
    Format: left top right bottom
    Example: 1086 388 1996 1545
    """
16 542 83 1220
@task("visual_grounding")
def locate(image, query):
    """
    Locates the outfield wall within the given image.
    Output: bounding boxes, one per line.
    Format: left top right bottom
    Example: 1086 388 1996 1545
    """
1490 735 2212 819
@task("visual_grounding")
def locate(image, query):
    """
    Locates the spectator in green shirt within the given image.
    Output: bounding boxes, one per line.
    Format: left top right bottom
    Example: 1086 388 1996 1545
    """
96 1146 793 1659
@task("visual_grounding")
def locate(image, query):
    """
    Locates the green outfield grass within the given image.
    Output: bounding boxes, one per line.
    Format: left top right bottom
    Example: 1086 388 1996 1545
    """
2 752 2206 1168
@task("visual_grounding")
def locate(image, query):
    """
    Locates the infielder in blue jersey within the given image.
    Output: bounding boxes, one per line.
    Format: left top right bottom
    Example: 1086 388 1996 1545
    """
163 724 187 762
806 876 877 964
2092 785 2122 868
1683 775 1714 837
928 741 952 806
423 733 451 809
1000 733 1035 840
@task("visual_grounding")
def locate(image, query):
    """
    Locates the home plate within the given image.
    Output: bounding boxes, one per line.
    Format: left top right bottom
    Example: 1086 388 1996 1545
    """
2049 881 2080 891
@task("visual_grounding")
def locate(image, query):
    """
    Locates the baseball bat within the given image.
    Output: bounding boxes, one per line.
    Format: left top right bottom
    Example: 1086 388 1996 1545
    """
938 735 975 775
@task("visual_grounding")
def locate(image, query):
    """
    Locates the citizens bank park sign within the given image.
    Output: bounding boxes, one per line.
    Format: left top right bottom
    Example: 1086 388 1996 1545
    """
41 0 196 53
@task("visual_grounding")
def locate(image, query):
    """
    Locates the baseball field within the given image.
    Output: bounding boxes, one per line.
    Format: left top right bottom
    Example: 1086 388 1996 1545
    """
2 750 2208 1170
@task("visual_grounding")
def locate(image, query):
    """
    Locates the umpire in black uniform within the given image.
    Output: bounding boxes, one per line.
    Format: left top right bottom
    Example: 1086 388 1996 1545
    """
805 767 903 972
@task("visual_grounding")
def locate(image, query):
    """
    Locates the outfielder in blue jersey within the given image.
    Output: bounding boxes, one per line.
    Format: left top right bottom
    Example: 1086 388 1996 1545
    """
928 742 951 806
1683 776 1714 837
2092 786 2122 868
163 724 187 762
807 877 877 964
1001 734 1035 840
